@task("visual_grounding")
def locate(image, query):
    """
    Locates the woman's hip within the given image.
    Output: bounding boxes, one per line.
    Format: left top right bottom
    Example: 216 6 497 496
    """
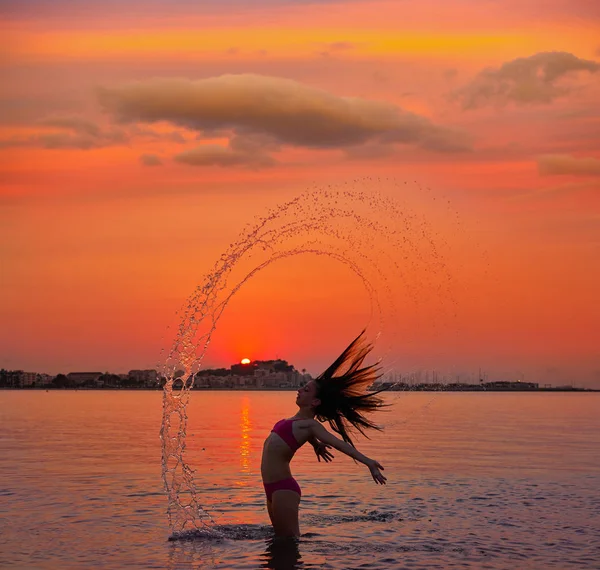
263 477 302 501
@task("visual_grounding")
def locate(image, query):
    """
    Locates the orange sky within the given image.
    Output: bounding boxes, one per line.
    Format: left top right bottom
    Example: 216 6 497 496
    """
1 0 599 386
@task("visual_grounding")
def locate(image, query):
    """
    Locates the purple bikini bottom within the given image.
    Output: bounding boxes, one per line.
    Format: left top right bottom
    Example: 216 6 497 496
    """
263 477 302 501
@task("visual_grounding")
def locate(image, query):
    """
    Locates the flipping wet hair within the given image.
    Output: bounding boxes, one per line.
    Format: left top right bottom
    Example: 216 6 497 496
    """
314 330 389 448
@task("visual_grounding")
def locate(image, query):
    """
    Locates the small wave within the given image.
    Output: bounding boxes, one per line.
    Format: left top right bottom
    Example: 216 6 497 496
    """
169 523 273 542
305 509 400 525
310 539 468 557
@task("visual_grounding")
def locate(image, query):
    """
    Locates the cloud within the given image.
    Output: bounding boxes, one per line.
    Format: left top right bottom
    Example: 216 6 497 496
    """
508 180 596 201
128 125 188 143
139 153 162 166
40 117 102 137
97 74 472 165
0 115 127 150
454 52 599 109
0 97 77 127
326 41 357 51
174 136 277 169
0 116 190 151
343 143 396 160
316 41 360 57
444 68 458 81
1 0 357 18
538 154 600 176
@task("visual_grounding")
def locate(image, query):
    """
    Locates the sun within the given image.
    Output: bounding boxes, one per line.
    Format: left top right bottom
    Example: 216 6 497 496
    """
241 358 251 365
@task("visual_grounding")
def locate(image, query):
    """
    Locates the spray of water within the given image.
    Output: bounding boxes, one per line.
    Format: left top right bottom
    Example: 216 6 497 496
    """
160 179 460 536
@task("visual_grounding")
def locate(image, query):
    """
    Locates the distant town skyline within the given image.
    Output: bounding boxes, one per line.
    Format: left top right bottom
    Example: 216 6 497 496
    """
0 360 595 391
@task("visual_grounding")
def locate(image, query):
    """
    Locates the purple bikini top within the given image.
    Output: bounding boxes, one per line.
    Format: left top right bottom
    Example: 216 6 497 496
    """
271 418 301 452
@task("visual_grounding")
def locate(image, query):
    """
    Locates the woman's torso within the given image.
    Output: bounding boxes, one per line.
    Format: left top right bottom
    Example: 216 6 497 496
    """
261 417 313 483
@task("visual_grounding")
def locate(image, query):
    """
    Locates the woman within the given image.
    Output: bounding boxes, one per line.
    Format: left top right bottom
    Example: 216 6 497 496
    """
260 330 388 537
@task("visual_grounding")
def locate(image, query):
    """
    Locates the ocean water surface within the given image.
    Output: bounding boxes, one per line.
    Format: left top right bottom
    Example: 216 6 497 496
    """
0 390 599 569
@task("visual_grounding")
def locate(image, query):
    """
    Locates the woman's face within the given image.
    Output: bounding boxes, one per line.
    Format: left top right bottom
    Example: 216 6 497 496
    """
296 380 319 409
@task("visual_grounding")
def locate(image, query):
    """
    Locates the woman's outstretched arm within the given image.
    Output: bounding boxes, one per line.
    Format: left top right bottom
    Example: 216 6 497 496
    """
309 421 387 484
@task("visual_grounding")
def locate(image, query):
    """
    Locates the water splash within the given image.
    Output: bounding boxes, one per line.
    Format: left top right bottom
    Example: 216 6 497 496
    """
160 179 460 535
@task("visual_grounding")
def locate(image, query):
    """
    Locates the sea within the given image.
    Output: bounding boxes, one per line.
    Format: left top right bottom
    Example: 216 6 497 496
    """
0 390 598 569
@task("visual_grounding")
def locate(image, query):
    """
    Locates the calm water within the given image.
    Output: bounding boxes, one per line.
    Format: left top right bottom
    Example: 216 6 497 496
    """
0 391 599 569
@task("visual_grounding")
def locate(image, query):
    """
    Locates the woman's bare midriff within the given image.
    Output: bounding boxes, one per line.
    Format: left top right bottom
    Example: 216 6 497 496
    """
261 433 295 483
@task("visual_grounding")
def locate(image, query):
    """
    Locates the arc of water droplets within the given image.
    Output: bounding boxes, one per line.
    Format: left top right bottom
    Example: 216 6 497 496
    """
160 182 458 536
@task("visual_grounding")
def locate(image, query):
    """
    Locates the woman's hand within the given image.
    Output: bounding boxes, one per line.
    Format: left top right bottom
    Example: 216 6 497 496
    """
313 442 334 463
367 459 386 484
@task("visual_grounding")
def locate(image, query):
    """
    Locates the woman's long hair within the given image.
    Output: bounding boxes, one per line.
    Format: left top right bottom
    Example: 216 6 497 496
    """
314 330 388 448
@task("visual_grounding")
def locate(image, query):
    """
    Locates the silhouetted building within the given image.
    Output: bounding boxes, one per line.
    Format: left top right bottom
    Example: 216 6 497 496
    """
67 372 103 386
128 369 158 386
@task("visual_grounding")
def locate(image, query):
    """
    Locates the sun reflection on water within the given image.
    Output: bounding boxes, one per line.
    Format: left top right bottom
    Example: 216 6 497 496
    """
240 397 252 474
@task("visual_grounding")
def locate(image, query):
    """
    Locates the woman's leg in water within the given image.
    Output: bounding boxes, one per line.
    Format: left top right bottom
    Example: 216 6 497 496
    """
266 498 275 526
270 490 300 537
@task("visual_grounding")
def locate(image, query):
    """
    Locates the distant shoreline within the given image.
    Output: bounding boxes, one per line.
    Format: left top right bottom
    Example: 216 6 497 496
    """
2 386 598 393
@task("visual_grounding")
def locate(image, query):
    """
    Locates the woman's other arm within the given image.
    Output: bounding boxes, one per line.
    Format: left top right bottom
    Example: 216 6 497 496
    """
308 435 334 462
309 421 386 484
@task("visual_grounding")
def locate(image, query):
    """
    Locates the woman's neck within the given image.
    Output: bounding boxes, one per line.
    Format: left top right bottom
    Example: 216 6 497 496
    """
294 407 315 419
